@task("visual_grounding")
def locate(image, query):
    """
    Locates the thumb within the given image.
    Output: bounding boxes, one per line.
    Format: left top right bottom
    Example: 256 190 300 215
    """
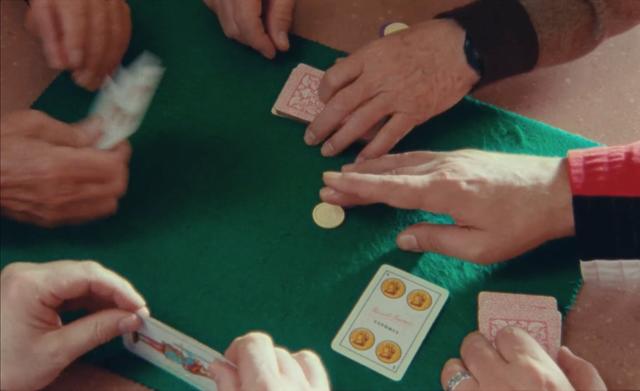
557 346 607 391
47 309 141 366
34 116 102 148
265 0 295 51
396 223 491 263
208 360 240 391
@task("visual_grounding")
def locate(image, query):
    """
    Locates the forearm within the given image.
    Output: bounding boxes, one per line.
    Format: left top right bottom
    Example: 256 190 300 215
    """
439 0 640 85
520 0 640 67
568 142 640 260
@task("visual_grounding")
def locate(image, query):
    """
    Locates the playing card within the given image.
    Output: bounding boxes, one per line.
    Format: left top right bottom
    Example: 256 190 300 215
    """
479 291 557 311
478 293 561 360
92 52 165 150
123 316 229 390
272 63 325 123
331 264 449 381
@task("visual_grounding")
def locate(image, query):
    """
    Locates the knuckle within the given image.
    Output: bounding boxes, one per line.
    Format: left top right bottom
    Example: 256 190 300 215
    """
296 349 321 363
460 332 483 357
91 319 114 345
1 266 36 298
80 260 104 276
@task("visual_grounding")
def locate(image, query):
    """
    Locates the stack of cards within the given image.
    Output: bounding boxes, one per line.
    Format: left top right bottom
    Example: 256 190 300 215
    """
332 265 449 381
272 63 325 123
478 292 561 360
91 52 165 150
123 316 231 390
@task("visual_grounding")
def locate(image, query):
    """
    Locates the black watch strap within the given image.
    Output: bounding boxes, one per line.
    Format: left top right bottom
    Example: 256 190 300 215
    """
437 0 539 87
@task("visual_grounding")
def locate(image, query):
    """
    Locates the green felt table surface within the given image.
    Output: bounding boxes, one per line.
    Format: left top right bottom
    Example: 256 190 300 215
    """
0 1 600 390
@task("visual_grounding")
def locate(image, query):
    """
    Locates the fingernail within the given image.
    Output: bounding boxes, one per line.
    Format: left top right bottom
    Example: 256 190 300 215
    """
321 141 335 156
81 117 103 138
277 32 289 50
304 130 316 145
118 314 141 334
397 234 418 251
320 187 336 198
323 171 341 181
355 155 365 163
342 163 355 172
69 49 83 67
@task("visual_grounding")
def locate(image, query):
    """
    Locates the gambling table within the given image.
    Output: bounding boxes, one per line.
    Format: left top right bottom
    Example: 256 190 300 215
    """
0 1 599 390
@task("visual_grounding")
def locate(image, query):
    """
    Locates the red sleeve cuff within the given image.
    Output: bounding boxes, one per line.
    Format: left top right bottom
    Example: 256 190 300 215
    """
568 141 640 197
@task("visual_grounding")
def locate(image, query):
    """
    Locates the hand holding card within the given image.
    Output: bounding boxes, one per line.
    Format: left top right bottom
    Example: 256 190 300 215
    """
123 316 229 390
478 292 562 360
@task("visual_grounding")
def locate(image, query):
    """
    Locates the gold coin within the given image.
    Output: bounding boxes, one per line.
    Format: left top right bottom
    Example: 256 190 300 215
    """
376 340 402 363
380 278 405 299
407 289 432 311
383 22 409 36
312 202 345 229
349 328 375 351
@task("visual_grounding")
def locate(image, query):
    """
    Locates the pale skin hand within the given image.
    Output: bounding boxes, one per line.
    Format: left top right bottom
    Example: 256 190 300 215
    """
26 0 132 91
305 19 480 160
209 332 331 391
441 327 607 391
320 149 575 264
203 0 296 59
0 260 149 391
0 110 131 228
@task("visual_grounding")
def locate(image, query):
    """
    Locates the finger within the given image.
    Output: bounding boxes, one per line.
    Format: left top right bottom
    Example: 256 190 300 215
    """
557 346 607 391
460 332 507 382
216 0 241 39
318 56 364 103
40 260 147 311
494 327 553 364
322 171 432 211
2 174 126 207
73 0 108 90
46 309 141 368
320 94 392 157
22 112 100 147
235 2 276 59
56 0 87 68
101 0 130 81
209 360 241 391
306 79 375 146
111 141 133 164
265 0 296 51
396 223 490 263
31 197 121 227
357 114 415 161
441 358 480 391
292 350 331 390
342 151 439 174
30 0 65 69
225 332 279 389
88 0 118 90
319 187 369 207
275 347 306 379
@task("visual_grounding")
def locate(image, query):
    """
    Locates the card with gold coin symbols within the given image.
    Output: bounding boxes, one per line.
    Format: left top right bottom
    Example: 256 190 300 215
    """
331 264 449 381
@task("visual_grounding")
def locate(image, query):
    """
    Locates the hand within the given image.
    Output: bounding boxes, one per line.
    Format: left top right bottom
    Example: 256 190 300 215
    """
203 0 295 59
304 19 480 160
26 0 132 91
209 332 330 391
1 110 131 228
320 149 575 264
0 260 149 391
440 328 606 391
